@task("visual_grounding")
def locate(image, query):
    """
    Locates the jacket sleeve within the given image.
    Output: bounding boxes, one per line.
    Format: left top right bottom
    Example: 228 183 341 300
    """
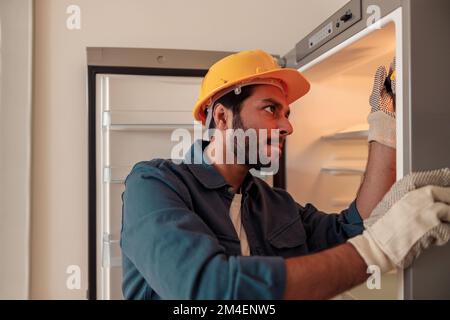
298 200 364 253
121 161 286 299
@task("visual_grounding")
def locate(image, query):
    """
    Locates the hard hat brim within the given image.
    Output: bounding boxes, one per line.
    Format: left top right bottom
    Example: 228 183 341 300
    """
193 68 310 124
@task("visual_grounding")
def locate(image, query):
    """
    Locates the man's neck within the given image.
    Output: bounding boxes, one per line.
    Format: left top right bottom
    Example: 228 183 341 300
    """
205 138 249 193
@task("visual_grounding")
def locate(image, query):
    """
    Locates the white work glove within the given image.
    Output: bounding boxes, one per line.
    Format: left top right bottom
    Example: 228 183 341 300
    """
367 57 396 149
349 184 450 273
365 168 450 228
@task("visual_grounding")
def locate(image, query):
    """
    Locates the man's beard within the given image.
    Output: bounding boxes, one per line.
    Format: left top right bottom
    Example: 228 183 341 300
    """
231 114 281 171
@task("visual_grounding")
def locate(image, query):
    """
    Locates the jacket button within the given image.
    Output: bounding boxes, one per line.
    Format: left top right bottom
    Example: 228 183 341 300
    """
227 186 234 194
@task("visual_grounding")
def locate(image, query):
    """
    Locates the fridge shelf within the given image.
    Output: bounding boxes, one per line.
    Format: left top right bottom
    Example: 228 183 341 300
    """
102 110 195 131
104 167 276 185
107 123 194 131
103 164 181 184
321 159 366 175
330 198 353 207
321 124 369 140
321 130 368 140
321 167 365 175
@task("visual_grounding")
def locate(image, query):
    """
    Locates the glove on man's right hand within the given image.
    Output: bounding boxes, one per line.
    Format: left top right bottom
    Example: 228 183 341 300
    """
367 58 396 148
349 183 450 273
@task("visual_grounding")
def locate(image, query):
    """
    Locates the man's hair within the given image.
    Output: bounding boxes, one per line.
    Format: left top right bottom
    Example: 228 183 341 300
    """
206 85 256 129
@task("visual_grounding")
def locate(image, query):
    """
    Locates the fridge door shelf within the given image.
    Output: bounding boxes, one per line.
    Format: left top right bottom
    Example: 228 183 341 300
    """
102 233 122 268
103 166 139 184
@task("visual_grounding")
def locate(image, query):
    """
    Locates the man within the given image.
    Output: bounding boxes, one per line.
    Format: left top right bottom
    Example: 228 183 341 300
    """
120 50 450 299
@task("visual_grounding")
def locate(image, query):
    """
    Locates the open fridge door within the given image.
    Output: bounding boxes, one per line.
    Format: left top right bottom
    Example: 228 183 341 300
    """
284 0 450 299
285 7 403 299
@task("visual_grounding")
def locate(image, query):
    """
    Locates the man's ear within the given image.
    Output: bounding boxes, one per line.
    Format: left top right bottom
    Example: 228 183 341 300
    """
212 103 229 130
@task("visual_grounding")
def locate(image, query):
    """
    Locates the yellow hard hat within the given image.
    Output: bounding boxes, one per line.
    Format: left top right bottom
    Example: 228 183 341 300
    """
193 49 310 124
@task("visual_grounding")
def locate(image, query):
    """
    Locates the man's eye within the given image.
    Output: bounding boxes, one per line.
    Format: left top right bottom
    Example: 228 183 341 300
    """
264 105 276 114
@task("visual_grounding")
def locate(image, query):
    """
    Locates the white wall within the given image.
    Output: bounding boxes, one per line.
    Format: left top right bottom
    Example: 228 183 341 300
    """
0 0 33 299
32 0 349 299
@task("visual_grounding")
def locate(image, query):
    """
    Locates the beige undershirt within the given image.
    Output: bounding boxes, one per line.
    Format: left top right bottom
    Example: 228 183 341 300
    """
229 193 250 256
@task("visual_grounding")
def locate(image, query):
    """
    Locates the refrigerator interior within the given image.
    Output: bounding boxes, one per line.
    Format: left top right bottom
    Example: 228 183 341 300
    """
286 22 398 299
97 74 202 299
97 72 276 299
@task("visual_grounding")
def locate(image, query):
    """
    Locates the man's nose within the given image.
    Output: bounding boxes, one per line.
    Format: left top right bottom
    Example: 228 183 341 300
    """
278 116 293 137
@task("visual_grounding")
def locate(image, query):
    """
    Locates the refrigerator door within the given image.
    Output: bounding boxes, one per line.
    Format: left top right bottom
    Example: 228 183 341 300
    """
401 0 450 300
286 13 400 300
284 0 450 299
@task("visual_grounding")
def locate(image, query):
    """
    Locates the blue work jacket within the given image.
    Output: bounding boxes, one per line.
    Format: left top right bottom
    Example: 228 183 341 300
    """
121 139 364 299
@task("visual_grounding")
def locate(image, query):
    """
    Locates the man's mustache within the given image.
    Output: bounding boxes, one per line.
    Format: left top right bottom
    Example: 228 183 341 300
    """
266 137 285 150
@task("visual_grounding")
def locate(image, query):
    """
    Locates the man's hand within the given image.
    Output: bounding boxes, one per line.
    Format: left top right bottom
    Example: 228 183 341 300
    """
367 57 396 148
354 58 397 219
283 180 450 300
349 183 450 272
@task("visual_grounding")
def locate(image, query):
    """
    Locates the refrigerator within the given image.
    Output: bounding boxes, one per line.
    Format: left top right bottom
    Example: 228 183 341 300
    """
87 0 450 300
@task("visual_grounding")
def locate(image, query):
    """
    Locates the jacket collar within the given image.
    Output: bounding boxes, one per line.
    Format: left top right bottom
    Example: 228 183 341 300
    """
183 139 256 193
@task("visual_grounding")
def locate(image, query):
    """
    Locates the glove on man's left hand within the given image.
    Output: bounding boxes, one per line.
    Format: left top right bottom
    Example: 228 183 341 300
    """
349 185 450 272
